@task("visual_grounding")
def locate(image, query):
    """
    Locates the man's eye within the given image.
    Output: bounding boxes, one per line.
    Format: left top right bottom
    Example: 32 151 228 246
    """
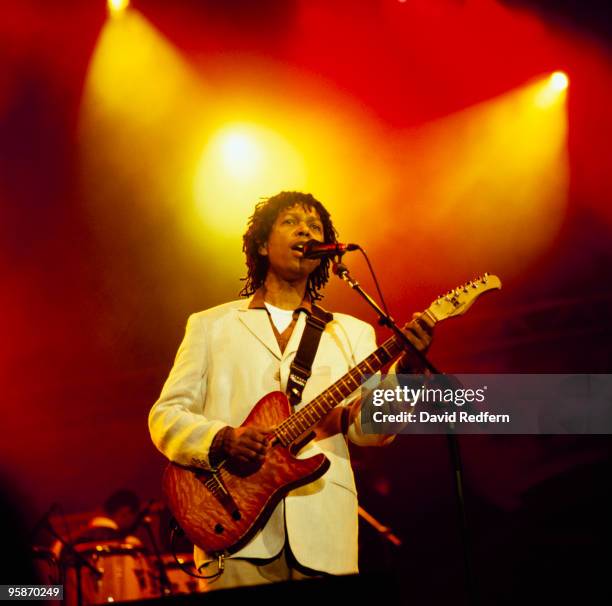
283 218 295 225
310 224 322 232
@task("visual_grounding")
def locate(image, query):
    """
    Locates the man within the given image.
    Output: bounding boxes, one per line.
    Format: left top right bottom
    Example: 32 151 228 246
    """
81 490 143 545
52 490 143 558
149 191 432 588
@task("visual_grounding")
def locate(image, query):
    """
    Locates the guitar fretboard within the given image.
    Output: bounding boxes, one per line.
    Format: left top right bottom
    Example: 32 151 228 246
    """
272 333 404 446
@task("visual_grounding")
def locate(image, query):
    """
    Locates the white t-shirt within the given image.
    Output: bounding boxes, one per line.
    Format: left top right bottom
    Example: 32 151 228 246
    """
264 302 295 334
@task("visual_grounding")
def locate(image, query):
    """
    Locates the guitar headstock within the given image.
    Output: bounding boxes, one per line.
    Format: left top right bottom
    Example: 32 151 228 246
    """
426 273 502 322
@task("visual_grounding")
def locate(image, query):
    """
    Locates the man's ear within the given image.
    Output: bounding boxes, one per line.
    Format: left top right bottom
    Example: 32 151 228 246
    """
258 241 268 256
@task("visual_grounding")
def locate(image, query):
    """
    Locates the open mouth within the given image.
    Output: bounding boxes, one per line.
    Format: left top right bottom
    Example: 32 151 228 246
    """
291 243 305 255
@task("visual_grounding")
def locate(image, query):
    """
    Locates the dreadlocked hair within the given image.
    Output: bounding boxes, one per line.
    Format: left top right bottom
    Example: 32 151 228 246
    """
239 191 338 301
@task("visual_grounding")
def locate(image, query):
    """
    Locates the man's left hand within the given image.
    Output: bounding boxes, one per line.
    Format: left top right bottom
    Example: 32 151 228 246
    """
396 312 435 373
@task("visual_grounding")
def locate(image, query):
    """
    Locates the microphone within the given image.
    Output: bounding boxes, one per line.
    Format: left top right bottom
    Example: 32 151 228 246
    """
301 240 359 259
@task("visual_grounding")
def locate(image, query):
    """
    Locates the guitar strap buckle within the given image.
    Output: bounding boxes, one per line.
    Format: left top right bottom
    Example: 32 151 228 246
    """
289 364 310 387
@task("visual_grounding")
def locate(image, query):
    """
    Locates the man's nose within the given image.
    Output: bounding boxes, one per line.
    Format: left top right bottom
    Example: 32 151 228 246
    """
295 222 311 237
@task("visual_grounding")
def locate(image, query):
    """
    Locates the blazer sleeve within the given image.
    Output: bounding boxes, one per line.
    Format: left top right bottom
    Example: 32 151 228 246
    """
345 322 395 447
148 313 227 469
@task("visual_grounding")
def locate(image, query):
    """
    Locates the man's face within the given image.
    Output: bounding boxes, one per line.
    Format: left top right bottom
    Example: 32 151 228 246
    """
258 204 325 282
114 506 138 533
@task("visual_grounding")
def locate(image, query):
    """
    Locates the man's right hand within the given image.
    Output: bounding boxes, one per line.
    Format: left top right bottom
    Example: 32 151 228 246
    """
221 426 270 465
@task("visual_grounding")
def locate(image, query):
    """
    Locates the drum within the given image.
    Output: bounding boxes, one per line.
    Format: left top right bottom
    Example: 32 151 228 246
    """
161 553 208 594
32 546 61 585
64 542 158 605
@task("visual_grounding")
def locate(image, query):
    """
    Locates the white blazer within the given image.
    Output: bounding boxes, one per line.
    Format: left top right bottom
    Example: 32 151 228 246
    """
149 297 392 575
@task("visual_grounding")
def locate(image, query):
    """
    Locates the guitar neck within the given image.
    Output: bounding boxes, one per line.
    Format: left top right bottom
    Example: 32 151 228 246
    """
273 330 406 446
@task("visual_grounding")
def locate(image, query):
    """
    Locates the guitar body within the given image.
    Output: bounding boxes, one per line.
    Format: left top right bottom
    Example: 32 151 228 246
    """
163 391 330 555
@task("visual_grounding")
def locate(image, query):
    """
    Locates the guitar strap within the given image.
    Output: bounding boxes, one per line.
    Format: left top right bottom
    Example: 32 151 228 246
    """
286 304 333 408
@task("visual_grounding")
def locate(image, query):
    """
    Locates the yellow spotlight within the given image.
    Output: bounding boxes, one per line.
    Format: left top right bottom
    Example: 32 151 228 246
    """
549 71 569 92
220 132 260 179
194 123 306 235
534 71 569 108
394 77 569 281
108 0 129 17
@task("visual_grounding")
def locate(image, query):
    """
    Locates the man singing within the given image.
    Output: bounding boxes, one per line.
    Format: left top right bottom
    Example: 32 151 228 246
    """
149 191 432 588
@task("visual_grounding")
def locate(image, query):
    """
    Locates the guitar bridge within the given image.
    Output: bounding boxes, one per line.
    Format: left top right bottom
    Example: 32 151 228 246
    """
195 469 241 523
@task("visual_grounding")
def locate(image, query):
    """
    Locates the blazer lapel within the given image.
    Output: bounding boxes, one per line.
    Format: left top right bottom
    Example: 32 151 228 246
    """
238 308 282 361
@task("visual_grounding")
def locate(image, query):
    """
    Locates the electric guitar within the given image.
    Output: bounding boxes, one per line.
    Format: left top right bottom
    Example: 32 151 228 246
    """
163 274 502 555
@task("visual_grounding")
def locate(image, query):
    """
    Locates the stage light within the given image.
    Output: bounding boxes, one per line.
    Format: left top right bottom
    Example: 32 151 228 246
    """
194 124 306 235
535 71 569 108
220 132 260 179
385 77 569 282
108 0 129 17
549 71 569 92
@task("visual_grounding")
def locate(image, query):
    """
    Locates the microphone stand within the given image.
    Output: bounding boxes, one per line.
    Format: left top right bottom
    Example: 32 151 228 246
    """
332 258 478 606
